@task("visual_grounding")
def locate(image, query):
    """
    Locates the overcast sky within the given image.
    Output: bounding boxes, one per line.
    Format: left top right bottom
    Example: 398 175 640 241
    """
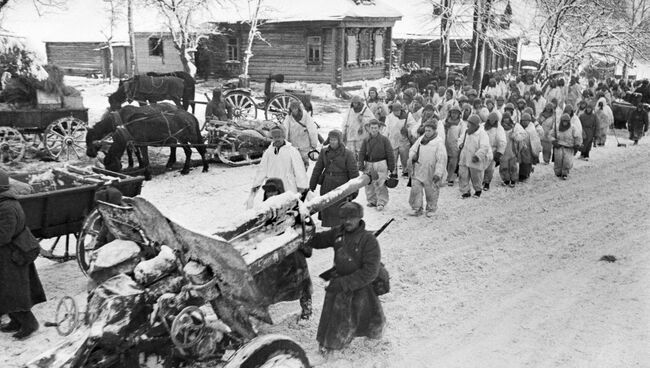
2 0 131 57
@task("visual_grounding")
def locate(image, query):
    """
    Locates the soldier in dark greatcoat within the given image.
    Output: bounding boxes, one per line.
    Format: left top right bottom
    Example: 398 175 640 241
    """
310 202 385 353
627 103 649 145
0 169 46 339
309 130 359 227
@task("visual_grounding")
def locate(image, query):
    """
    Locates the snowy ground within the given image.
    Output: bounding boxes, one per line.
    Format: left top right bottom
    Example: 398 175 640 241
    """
1 77 649 367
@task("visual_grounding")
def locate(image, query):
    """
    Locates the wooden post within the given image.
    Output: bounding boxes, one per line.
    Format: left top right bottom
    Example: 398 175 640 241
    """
334 27 344 86
127 0 137 76
384 26 392 78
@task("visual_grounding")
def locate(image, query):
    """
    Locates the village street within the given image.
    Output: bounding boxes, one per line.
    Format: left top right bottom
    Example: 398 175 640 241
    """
1 78 648 368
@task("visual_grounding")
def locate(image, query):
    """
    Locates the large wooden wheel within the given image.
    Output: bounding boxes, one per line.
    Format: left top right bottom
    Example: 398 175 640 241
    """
225 91 257 120
44 117 88 161
0 127 26 163
76 209 103 277
265 93 300 123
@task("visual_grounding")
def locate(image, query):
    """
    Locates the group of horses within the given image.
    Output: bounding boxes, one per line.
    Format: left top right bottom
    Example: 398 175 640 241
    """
87 71 208 180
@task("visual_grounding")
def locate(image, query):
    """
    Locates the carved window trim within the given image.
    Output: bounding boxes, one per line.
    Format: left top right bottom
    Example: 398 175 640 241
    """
345 28 359 67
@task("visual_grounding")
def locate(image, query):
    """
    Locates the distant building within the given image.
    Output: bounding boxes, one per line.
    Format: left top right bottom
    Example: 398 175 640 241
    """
391 0 526 77
187 0 402 85
45 41 131 78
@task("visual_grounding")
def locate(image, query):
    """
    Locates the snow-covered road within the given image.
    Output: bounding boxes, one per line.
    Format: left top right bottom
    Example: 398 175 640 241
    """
1 78 648 368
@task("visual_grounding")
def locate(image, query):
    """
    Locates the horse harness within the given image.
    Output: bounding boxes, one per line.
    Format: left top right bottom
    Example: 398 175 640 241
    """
110 110 190 146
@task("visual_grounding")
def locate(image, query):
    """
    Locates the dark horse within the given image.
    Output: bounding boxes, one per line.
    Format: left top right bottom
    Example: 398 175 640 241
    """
108 74 192 112
146 71 196 113
86 104 208 180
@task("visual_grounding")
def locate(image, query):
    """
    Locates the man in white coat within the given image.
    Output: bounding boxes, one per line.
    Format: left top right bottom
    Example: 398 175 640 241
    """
482 112 506 191
407 120 447 217
342 95 376 159
458 114 493 198
249 126 308 207
384 101 418 176
283 100 319 169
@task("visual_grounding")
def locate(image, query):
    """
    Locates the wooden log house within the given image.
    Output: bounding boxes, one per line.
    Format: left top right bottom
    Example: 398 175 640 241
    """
192 0 402 85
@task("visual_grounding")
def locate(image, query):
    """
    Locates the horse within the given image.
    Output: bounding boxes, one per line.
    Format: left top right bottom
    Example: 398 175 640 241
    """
86 104 208 180
108 74 186 111
394 68 440 94
146 71 196 113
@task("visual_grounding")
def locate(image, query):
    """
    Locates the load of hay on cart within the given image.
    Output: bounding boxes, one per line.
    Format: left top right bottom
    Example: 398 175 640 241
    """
0 65 90 163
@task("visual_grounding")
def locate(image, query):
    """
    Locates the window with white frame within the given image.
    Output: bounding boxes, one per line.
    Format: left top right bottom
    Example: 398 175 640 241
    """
226 37 239 62
374 29 385 63
345 29 358 66
307 36 322 64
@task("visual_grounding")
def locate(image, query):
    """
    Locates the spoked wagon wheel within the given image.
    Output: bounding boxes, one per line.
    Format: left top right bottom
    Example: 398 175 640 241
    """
45 117 88 161
225 91 258 120
0 127 26 163
76 209 103 277
265 93 300 124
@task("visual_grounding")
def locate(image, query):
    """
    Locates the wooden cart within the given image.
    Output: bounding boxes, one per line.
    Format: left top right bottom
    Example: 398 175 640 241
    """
13 166 144 263
0 107 89 163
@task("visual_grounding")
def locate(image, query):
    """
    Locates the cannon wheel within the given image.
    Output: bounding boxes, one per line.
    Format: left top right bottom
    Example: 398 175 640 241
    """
170 306 207 349
0 127 26 163
76 209 103 277
44 116 88 161
265 93 301 124
55 296 79 336
225 91 258 120
225 335 310 368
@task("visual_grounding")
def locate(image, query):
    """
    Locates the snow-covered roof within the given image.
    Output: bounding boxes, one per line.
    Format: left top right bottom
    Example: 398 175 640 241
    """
206 0 402 24
392 0 532 41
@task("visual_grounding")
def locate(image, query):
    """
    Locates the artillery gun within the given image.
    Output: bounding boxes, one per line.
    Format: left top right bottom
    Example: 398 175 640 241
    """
27 174 371 368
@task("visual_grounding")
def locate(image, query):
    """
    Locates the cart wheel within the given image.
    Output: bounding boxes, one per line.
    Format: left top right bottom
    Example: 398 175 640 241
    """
231 337 310 368
45 117 88 161
265 93 300 124
0 127 26 163
225 92 258 120
76 209 103 277
55 296 79 336
170 306 206 349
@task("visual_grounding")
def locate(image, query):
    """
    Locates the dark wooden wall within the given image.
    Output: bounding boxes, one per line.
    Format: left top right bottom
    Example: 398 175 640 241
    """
101 46 132 78
397 38 519 74
45 42 103 75
203 21 396 84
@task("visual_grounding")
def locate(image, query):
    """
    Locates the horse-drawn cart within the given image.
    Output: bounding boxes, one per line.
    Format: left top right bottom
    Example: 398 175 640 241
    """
0 107 88 163
11 166 144 263
220 74 313 123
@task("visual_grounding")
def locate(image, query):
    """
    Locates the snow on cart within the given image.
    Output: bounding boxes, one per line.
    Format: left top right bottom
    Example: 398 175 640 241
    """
27 174 371 368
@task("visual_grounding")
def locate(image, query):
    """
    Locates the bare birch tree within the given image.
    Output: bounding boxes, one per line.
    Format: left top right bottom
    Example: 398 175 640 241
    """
101 0 124 83
428 0 517 88
240 0 271 86
145 0 218 76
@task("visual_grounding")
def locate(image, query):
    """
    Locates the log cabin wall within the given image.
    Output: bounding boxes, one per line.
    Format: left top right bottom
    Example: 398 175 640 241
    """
205 19 397 85
396 37 520 75
45 42 103 76
247 22 336 84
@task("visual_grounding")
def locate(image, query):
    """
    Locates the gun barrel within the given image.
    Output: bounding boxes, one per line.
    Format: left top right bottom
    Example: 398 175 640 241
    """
305 174 371 215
